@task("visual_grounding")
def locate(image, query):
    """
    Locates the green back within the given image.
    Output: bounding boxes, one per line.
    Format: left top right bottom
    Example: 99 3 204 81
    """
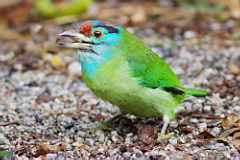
118 29 183 90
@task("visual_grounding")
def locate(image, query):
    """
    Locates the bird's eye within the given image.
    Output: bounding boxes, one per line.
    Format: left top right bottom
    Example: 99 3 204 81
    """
92 30 104 39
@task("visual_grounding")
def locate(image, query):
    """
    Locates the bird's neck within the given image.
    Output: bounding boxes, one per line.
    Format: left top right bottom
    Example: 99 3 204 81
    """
77 54 103 77
77 45 119 77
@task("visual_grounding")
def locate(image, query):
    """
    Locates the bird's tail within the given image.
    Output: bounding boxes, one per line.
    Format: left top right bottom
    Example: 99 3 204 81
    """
184 88 211 97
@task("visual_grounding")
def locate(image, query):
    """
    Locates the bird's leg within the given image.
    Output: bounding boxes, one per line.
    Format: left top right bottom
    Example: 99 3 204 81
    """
161 115 170 135
89 113 125 132
157 115 174 140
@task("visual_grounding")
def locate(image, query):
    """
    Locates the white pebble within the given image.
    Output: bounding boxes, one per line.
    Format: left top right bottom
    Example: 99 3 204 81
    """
168 137 178 145
198 123 207 132
204 105 211 112
68 61 82 74
190 118 198 123
184 30 197 39
46 154 57 160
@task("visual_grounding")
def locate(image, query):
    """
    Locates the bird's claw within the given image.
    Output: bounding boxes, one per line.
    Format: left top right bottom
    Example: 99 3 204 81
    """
87 114 124 133
88 122 115 133
157 132 174 140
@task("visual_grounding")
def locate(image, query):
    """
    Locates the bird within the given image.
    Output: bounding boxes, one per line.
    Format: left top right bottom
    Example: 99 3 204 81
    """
57 20 210 139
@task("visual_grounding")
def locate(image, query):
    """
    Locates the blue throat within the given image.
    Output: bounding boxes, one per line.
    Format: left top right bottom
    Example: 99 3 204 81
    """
77 52 100 77
76 48 110 77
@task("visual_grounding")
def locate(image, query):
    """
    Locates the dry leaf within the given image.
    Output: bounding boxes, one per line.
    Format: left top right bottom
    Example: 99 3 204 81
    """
34 142 53 157
221 114 240 130
198 130 215 139
36 93 54 104
181 127 194 133
217 127 240 147
138 125 158 144
218 127 240 138
223 0 240 18
229 63 240 75
51 55 67 67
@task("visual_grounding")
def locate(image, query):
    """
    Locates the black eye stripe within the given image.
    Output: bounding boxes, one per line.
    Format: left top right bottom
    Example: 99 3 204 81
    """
94 25 119 33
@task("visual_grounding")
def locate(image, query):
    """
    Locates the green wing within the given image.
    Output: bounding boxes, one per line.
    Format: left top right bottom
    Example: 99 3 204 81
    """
126 51 184 94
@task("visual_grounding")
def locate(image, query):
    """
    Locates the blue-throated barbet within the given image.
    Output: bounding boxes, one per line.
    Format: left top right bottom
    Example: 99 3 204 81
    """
57 20 210 138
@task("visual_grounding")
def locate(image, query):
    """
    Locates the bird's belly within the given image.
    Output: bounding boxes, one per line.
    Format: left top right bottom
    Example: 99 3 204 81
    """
92 84 160 117
84 75 176 119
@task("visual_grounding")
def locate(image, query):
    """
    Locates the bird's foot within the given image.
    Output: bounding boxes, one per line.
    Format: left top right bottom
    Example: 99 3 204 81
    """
89 122 115 133
157 115 174 140
88 113 124 133
157 132 174 140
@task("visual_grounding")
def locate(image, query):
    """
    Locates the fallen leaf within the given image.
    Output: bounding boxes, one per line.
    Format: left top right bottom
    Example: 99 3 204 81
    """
181 127 194 133
51 55 67 67
0 151 13 157
36 93 54 104
131 6 147 26
34 142 53 157
221 114 240 130
223 0 240 18
0 2 33 24
229 63 240 75
191 114 223 119
0 25 30 41
138 125 158 144
0 121 20 126
34 0 93 18
233 131 240 139
231 139 240 146
217 127 240 147
218 127 240 138
55 144 66 153
0 0 22 8
75 143 85 149
198 130 215 139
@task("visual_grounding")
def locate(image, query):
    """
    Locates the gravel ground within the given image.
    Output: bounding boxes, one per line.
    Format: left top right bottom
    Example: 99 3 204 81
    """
0 23 240 159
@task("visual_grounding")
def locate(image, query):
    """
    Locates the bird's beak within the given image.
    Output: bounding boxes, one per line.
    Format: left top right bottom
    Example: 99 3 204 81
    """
57 30 93 49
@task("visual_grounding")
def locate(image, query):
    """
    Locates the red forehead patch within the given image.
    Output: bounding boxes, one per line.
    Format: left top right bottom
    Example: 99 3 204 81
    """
79 22 93 36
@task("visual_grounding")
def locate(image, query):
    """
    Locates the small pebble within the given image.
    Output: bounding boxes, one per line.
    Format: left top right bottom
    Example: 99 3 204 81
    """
68 61 82 74
84 139 94 146
46 154 57 160
211 127 221 137
168 137 178 145
169 121 178 128
203 105 211 112
190 118 199 123
184 30 197 39
198 123 207 132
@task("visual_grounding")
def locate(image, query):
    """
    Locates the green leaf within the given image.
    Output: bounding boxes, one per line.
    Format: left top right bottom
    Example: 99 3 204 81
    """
34 0 93 18
35 0 58 18
177 0 223 11
58 0 93 17
0 151 13 157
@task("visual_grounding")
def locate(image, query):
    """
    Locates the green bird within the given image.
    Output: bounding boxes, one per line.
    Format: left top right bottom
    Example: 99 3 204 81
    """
58 20 210 138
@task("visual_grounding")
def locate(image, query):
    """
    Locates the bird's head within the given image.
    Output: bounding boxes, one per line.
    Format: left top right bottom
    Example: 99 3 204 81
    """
57 20 148 77
58 20 127 61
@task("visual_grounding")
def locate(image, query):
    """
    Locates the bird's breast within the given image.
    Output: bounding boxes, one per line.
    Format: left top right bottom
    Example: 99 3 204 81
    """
81 57 178 119
82 57 133 98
